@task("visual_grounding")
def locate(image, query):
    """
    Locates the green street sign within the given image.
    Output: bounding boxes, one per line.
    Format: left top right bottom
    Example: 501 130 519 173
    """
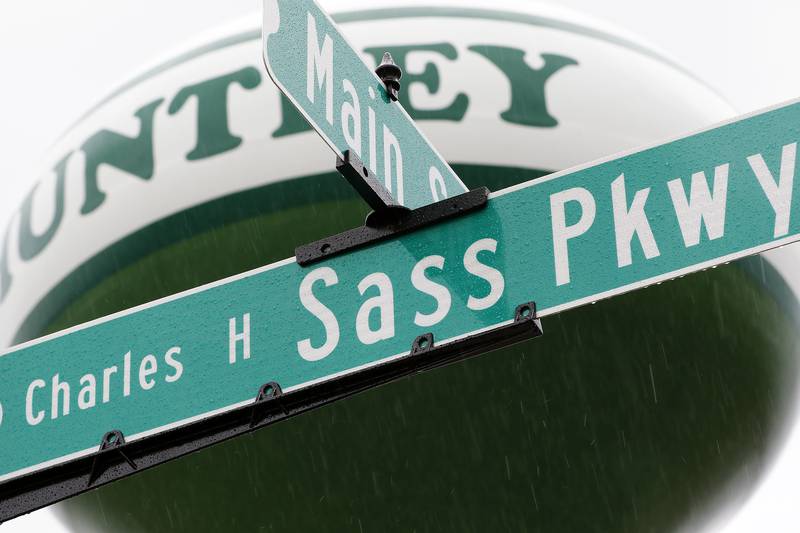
262 0 468 209
2 96 800 500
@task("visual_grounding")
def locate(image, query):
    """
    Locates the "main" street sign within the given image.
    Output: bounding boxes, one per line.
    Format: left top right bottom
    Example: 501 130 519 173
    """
3 96 800 503
262 0 469 209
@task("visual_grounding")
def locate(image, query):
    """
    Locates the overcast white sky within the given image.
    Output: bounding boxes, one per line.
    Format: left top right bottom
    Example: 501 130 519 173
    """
2 1 800 531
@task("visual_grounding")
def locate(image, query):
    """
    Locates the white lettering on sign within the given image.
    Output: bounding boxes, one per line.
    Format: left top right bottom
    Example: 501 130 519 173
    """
383 125 404 204
356 273 396 345
78 374 97 411
411 255 451 328
229 313 251 364
464 239 505 311
165 347 184 383
295 237 505 360
306 13 334 125
51 374 70 420
611 174 660 268
139 355 158 391
102 366 117 403
300 15 447 208
668 164 729 247
123 351 131 397
546 144 798 288
297 267 340 362
367 87 378 173
26 380 45 426
23 346 184 427
341 79 362 157
303 19 418 205
429 167 447 201
550 187 596 286
748 142 797 238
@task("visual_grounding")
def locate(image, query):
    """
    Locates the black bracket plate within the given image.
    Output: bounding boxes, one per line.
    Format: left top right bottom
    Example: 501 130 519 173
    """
87 430 138 488
0 302 542 523
296 185 490 266
336 149 404 212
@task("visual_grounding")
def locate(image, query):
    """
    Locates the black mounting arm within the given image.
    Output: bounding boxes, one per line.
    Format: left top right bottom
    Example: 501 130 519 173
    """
296 150 489 266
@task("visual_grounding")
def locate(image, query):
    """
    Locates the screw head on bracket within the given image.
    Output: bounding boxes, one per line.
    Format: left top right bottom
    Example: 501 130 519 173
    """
375 52 402 101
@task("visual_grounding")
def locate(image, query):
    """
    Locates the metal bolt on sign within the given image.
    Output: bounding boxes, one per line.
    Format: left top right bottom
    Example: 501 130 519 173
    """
375 52 403 101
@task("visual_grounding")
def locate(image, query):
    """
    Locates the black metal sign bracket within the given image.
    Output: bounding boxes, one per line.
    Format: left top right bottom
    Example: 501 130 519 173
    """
296 149 489 266
295 54 485 266
250 381 287 428
409 302 543 367
87 430 137 488
335 149 407 213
